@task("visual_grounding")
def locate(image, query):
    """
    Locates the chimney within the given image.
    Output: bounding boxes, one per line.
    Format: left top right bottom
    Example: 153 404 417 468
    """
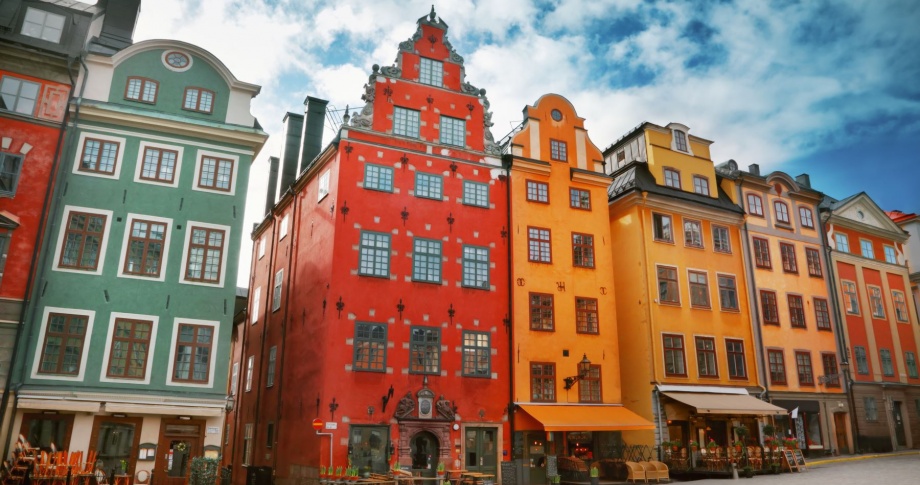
795 173 811 188
278 112 304 192
748 164 760 176
96 0 141 51
264 156 280 216
299 96 329 173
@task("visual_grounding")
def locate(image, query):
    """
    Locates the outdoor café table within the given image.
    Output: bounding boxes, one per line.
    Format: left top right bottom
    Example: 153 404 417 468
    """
446 470 467 485
114 474 133 485
460 472 494 485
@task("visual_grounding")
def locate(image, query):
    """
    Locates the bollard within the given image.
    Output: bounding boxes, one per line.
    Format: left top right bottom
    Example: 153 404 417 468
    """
731 463 739 480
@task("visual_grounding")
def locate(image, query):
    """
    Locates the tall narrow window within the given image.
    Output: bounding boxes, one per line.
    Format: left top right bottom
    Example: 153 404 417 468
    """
358 232 390 277
893 291 909 322
795 351 814 385
409 326 440 375
884 245 897 264
59 211 107 271
0 152 23 197
272 269 283 311
774 201 790 224
245 355 253 391
805 248 823 277
854 346 869 375
462 245 489 289
663 334 686 377
418 58 443 87
412 238 442 283
183 87 214 113
692 175 709 195
860 239 875 259
835 233 850 253
578 365 601 403
696 337 718 378
752 237 771 268
569 188 591 210
79 139 119 175
880 349 894 377
760 290 778 325
140 147 177 183
814 298 832 330
528 227 551 263
525 180 548 203
683 219 703 248
230 362 239 396
575 297 598 334
905 352 918 379
530 363 555 402
198 156 233 191
712 225 731 253
718 275 738 310
529 293 554 331
768 349 786 384
663 168 681 189
462 331 490 377
185 226 225 283
653 213 673 242
393 107 420 138
726 339 747 379
39 313 88 375
747 194 763 216
266 346 277 387
173 324 213 383
657 265 680 304
354 323 387 372
242 424 253 465
799 207 814 228
550 139 567 162
864 397 878 421
673 130 688 152
123 219 166 277
788 295 806 328
125 77 158 103
842 281 859 314
688 271 710 308
821 353 839 387
572 233 594 268
251 287 260 324
439 116 465 147
780 242 797 273
868 286 885 319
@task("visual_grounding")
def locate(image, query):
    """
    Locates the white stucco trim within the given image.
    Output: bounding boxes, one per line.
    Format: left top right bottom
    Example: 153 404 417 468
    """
98 312 161 385
666 122 694 156
71 131 127 180
191 149 240 196
178 220 231 288
115 213 174 282
133 140 184 188
164 317 221 389
51 205 114 276
30 307 96 382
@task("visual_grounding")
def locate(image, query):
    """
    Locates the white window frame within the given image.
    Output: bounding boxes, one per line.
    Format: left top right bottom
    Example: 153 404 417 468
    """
318 169 330 201
230 361 239 396
21 7 65 43
883 245 897 264
116 213 173 282
133 141 184 188
0 151 24 197
1 75 40 116
668 123 694 155
30 306 96 382
272 269 283 312
251 286 261 325
178 220 231 288
279 214 289 240
258 237 266 259
98 312 160 385
51 205 114 276
165 317 220 388
192 149 239 196
72 132 127 180
835 233 850 253
245 355 254 392
860 239 875 259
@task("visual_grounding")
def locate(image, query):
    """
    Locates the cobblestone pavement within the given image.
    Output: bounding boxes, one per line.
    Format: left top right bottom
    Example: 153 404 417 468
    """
675 453 919 483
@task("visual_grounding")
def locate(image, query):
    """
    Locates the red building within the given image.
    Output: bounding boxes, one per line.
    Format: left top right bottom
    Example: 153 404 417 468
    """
227 9 510 485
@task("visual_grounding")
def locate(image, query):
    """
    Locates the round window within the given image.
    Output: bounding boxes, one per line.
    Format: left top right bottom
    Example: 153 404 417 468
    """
165 51 190 69
551 109 563 121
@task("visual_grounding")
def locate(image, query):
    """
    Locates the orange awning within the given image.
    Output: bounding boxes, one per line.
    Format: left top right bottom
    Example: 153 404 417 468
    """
517 404 654 431
662 392 787 416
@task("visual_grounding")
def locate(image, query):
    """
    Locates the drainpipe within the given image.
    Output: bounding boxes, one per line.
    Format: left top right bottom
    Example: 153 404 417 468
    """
502 155 514 461
635 191 664 450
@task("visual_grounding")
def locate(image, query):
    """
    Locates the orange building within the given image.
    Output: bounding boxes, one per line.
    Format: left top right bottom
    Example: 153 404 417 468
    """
604 122 784 454
503 95 651 483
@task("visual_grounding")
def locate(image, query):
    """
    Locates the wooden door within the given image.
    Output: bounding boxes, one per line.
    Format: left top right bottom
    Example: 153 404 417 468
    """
464 427 497 477
89 416 143 477
833 413 849 454
155 420 204 485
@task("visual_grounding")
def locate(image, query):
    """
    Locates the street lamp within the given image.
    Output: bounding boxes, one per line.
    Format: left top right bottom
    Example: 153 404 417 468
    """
563 354 592 390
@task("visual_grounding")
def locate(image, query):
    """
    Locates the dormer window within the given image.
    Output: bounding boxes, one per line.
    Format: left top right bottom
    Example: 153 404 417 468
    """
183 87 215 114
21 8 64 43
674 130 688 152
419 58 443 87
125 77 158 104
667 123 694 155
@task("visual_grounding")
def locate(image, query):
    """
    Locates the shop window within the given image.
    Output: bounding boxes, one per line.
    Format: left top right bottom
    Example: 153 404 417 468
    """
19 413 74 452
348 425 391 474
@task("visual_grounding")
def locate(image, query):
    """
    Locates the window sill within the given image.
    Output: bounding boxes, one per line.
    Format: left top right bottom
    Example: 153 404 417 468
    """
775 222 794 231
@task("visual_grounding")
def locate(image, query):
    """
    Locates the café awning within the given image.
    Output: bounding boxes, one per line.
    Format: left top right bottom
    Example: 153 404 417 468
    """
662 392 787 416
517 404 654 431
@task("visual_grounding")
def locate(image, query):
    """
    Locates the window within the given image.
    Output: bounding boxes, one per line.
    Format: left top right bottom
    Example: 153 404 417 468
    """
653 213 673 242
884 245 897 264
906 352 918 379
880 349 894 376
393 107 420 138
182 87 214 113
364 164 394 192
529 293 554 331
125 77 158 103
266 422 274 449
814 298 832 330
696 337 718 378
354 323 387 372
230 362 239 395
799 207 814 228
842 281 859 314
768 349 786 385
774 201 790 224
172 324 213 383
855 346 869 375
530 363 556 402
1 76 39 116
692 175 709 195
712 225 731 253
266 346 276 387
683 219 703 248
575 297 599 334
805 248 822 277
409 326 440 374
318 170 330 201
21 7 65 42
550 139 567 162
245 355 253 391
461 245 489 289
123 219 167 277
663 334 686 376
38 313 87 375
241 423 253 465
279 215 288 240
528 227 551 263
718 274 738 310
0 152 23 197
462 331 490 377
272 269 283 311
752 237 771 268
688 271 710 308
893 291 909 322
788 295 805 328
760 290 778 325
412 238 442 283
860 239 875 259
358 231 390 277
657 265 680 304
198 156 233 191
795 351 814 385
140 146 177 183
821 353 840 387
526 180 548 203
251 287 260 324
258 238 266 259
835 233 850 253
104 317 154 381
673 130 688 152
439 116 465 147
572 233 594 268
418 57 443 87
663 168 681 189
779 242 797 273
569 188 591 210
747 194 763 216
184 226 225 283
463 181 489 207
415 172 443 200
726 339 747 378
59 211 107 271
578 365 601 403
79 138 119 175
868 286 885 319
864 397 878 421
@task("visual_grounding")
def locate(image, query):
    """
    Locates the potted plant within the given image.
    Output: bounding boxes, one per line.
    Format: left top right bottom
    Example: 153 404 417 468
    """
589 466 599 485
688 440 699 452
437 462 446 482
734 425 749 443
319 465 328 485
742 466 754 478
551 475 561 485
770 463 781 474
761 424 775 440
733 440 744 453
784 438 797 450
659 440 671 453
706 439 718 451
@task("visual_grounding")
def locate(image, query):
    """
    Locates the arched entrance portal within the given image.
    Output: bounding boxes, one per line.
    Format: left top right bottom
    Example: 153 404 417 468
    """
410 431 440 473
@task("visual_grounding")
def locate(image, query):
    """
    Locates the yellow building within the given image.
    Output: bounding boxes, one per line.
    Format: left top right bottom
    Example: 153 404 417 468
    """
605 123 784 453
504 95 651 482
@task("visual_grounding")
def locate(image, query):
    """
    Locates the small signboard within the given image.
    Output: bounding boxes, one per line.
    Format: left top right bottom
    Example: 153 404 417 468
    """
782 450 806 472
545 456 557 478
500 461 515 485
325 422 338 430
793 449 807 471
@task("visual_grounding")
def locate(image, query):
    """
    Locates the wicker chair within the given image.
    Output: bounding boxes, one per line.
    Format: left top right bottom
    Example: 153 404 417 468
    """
645 461 670 483
624 461 648 483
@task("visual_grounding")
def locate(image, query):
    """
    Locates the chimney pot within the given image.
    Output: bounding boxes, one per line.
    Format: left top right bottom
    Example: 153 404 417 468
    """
795 173 811 189
748 164 760 176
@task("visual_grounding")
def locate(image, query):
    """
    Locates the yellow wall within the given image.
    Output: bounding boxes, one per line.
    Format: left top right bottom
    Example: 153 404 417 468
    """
645 128 715 198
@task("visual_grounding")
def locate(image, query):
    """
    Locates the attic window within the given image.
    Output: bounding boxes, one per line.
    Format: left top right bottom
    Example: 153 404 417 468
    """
183 87 214 113
125 77 158 104
673 130 688 152
166 52 190 69
21 8 64 43
419 58 443 88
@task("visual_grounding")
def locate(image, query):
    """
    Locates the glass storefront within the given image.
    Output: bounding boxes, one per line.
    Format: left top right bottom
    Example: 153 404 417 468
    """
349 425 390 474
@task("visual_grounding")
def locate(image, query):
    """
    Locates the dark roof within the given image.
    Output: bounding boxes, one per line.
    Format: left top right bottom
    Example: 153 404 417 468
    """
38 0 102 14
608 161 744 215
602 121 650 156
819 192 862 211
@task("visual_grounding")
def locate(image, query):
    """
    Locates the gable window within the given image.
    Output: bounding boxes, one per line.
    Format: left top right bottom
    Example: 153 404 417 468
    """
795 351 814 385
696 337 718 378
1 76 40 115
38 313 87 375
529 293 554 331
528 227 551 263
575 297 599 334
21 7 65 42
418 57 443 87
884 245 897 264
673 130 689 152
774 201 790 224
805 247 822 276
893 291 909 322
461 245 489 289
905 352 918 379
79 139 119 175
526 180 548 203
688 270 710 308
652 213 673 242
463 181 489 208
788 294 806 328
415 172 443 200
760 290 778 325
409 326 440 374
860 239 875 259
712 225 731 253
530 363 556 402
172 324 213 383
550 139 567 162
868 286 885 319
683 219 703 248
354 323 387 372
0 152 24 197
663 168 681 189
718 274 738 311
123 219 167 277
358 231 390 277
198 156 233 191
184 226 225 283
726 339 747 378
746 194 763 216
842 280 859 314
835 233 850 253
855 346 869 375
271 269 283 311
439 116 465 147
662 334 686 377
412 238 442 283
880 349 894 377
814 298 832 330
692 175 709 195
821 353 840 387
183 87 214 113
768 349 786 384
462 331 490 377
59 211 107 271
572 233 594 268
799 207 814 228
250 287 260 324
125 77 158 104
779 242 797 273
752 237 771 268
140 146 177 183
657 265 680 304
245 355 253 392
578 365 601 403
569 188 591 210
364 164 394 192
864 397 878 421
393 107 420 138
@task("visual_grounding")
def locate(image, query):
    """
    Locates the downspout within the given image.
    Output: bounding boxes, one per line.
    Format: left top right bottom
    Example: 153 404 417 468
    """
502 156 514 459
0 54 86 458
635 191 663 450
734 180 769 402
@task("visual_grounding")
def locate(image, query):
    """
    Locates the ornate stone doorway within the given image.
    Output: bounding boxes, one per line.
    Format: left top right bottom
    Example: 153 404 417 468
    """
394 381 457 474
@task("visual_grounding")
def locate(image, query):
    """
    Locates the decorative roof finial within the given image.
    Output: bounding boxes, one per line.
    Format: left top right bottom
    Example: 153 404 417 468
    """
429 5 436 21
342 105 350 126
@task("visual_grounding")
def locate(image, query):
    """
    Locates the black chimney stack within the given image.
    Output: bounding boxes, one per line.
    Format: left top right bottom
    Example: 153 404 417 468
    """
299 96 329 173
748 164 760 176
279 112 304 192
264 156 280 216
95 0 141 51
795 173 811 189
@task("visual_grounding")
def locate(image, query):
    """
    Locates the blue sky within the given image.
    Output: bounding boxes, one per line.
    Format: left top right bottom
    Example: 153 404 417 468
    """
131 0 920 284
